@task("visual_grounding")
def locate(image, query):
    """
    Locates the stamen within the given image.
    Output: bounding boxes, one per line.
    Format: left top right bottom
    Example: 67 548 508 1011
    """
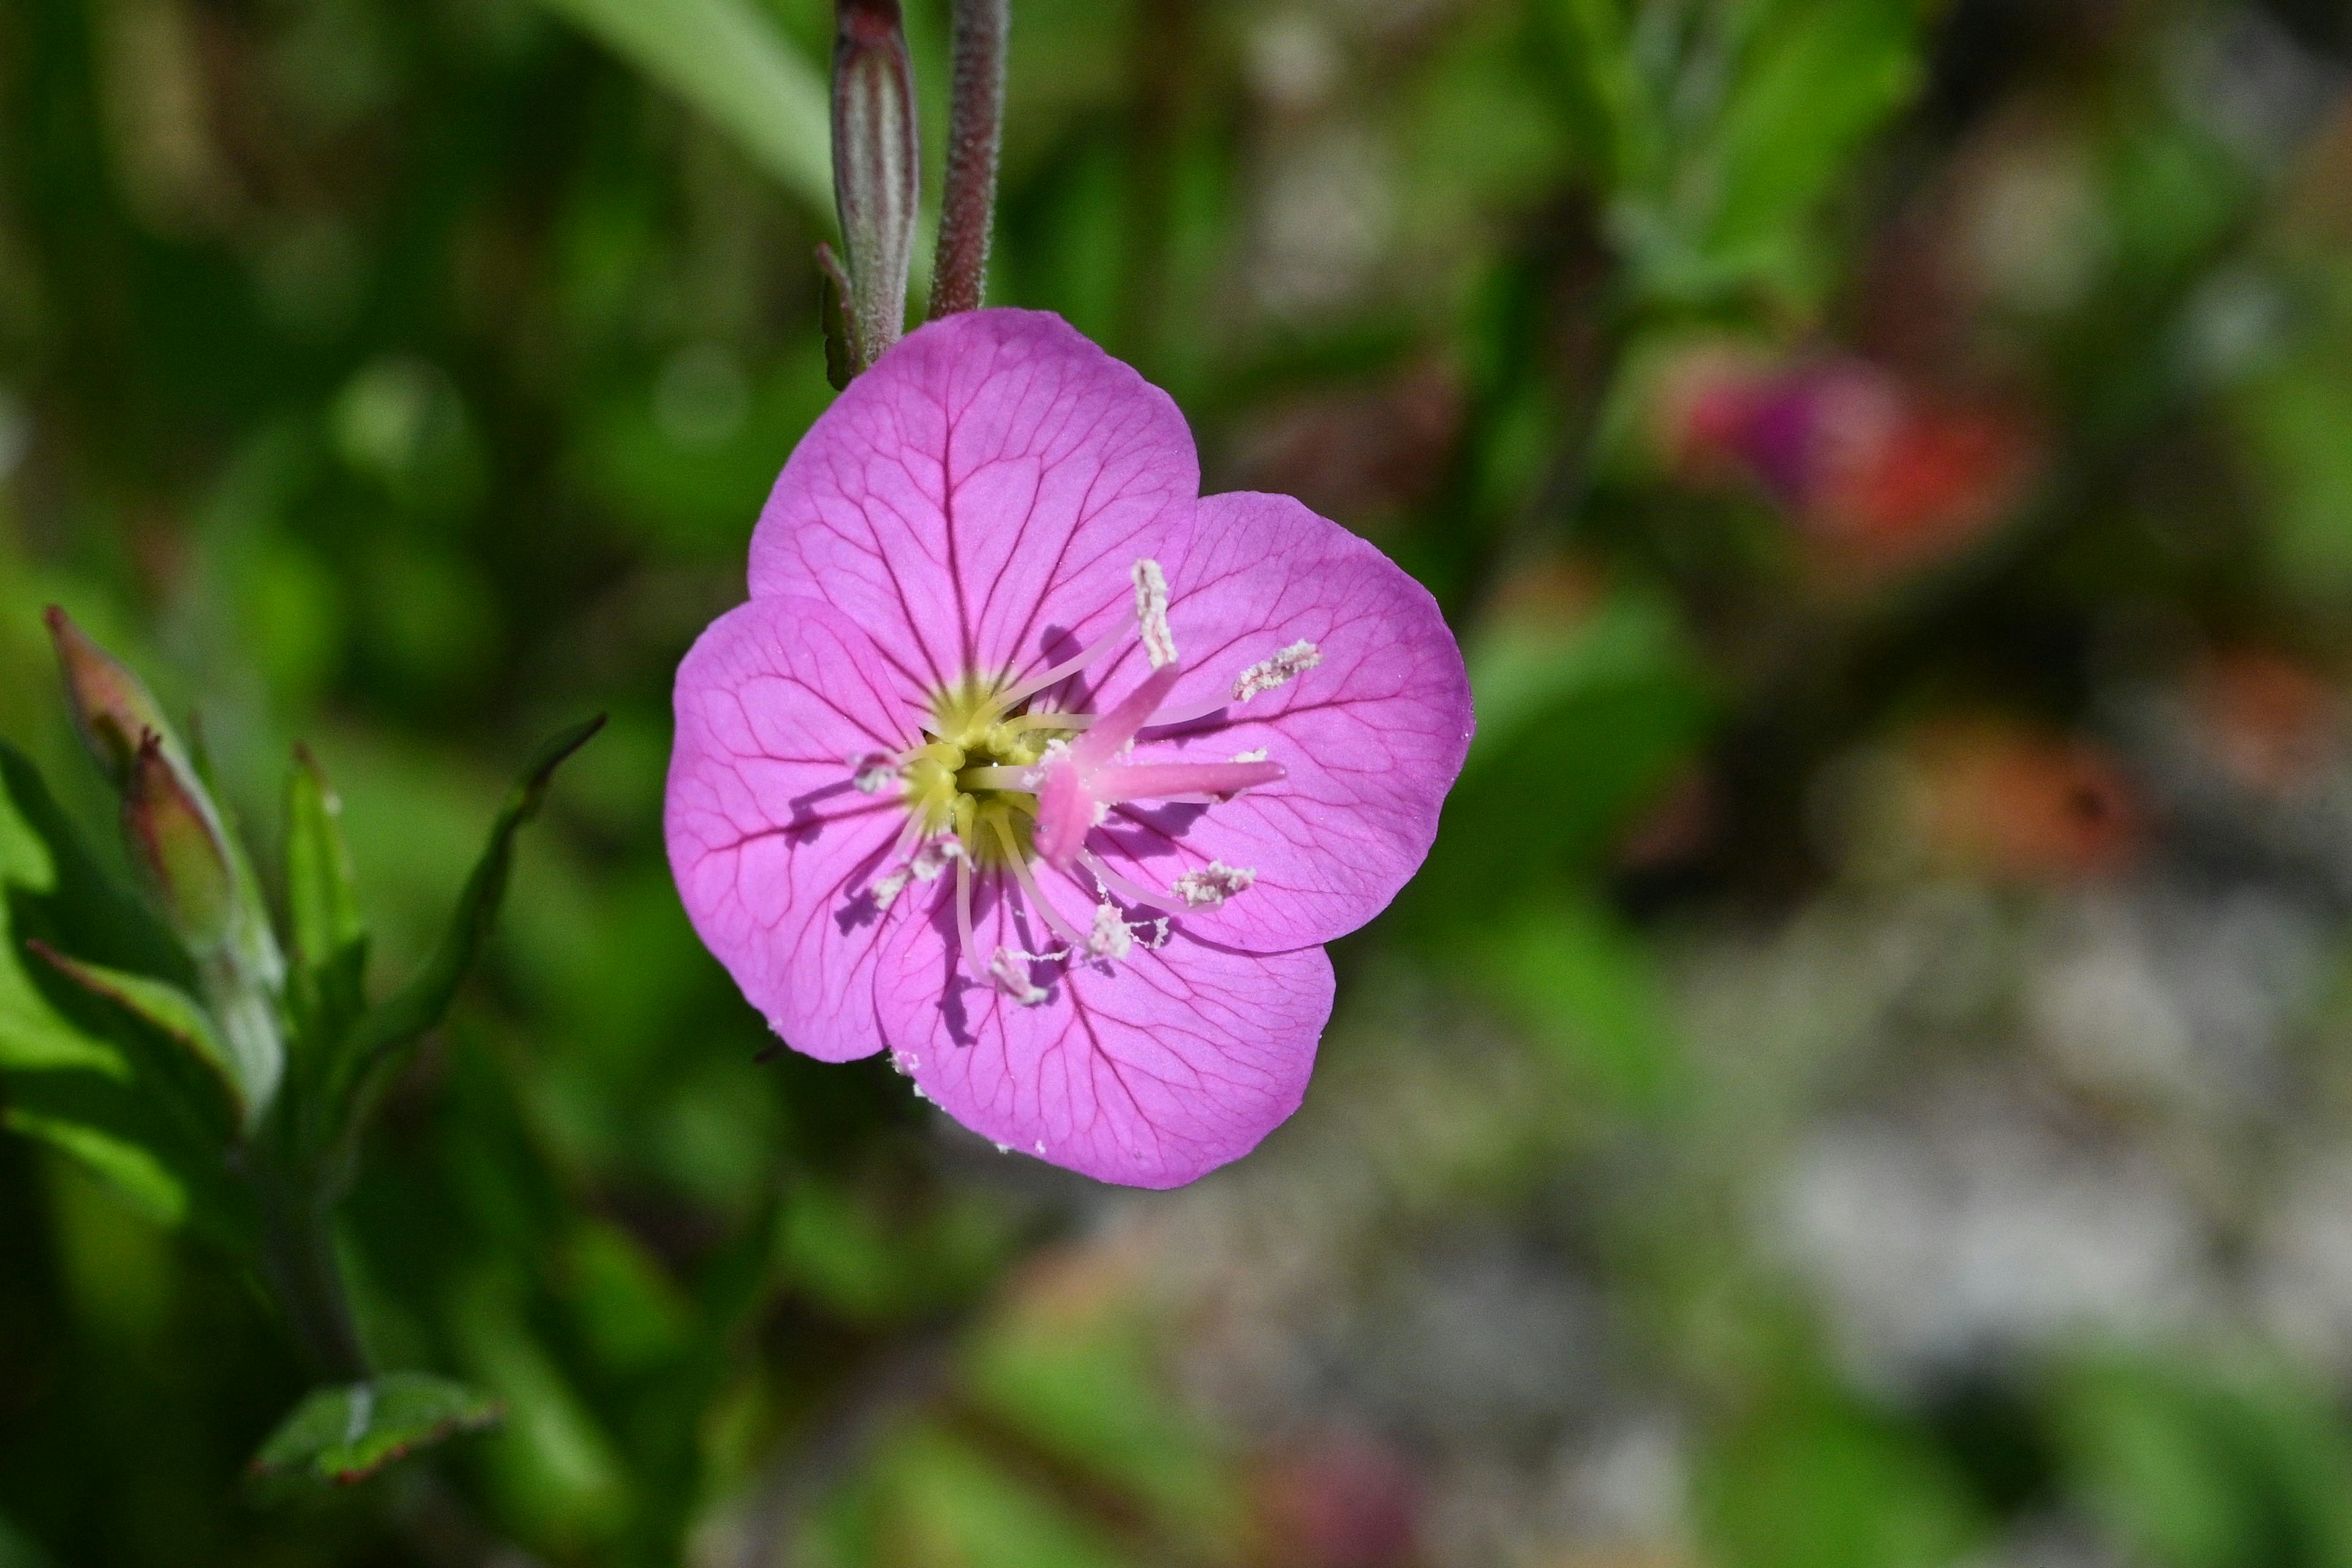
1006 710 1096 733
1133 559 1177 669
1173 861 1256 908
955 856 988 987
994 816 1090 952
851 752 902 793
1077 849 1188 915
989 612 1134 717
1233 640 1321 701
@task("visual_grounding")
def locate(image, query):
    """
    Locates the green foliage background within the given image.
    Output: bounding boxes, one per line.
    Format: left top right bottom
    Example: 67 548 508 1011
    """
6 0 2352 1564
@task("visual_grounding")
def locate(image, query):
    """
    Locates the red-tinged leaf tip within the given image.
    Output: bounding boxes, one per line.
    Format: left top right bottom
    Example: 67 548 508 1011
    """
45 606 176 791
123 731 235 950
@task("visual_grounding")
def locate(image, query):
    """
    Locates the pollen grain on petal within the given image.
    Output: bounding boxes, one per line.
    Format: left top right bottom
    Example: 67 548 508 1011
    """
1232 639 1322 701
851 751 902 793
1133 557 1178 669
1173 861 1256 909
988 946 1051 1005
1086 902 1135 960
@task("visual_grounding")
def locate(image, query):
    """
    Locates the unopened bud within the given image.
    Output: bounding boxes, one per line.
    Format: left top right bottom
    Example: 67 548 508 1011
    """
123 732 236 951
832 0 919 373
45 606 178 791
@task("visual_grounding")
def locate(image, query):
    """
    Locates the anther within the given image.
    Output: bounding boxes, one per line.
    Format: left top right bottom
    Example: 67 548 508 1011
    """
1133 559 1177 669
988 947 1050 1005
1173 862 1255 908
1233 641 1320 701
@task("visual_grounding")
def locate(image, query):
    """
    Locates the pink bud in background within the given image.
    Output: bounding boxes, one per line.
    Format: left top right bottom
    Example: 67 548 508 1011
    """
1654 341 2038 579
45 605 180 791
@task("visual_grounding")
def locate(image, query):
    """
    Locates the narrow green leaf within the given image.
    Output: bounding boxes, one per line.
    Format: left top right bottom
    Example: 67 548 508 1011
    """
0 1104 188 1228
333 718 604 1111
532 0 831 215
284 746 369 1041
0 744 248 1243
24 943 243 1126
1699 0 1921 277
251 1373 503 1487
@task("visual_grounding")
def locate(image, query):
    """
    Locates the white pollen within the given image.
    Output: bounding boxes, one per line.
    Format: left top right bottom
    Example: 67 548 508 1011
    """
1231 747 1268 763
910 838 963 879
1232 640 1320 701
872 837 962 911
1172 861 1255 908
850 752 901 794
988 946 1050 1005
870 865 914 911
1145 918 1172 949
1087 902 1134 960
913 1085 929 1102
1035 1140 1046 1155
994 1142 1012 1154
1133 558 1178 669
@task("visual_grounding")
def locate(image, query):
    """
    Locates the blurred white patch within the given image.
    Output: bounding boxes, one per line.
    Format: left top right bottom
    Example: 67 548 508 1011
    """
1777 1101 2212 1388
2168 8 2344 172
2255 1150 2352 1379
1251 126 1395 322
1247 13 1343 111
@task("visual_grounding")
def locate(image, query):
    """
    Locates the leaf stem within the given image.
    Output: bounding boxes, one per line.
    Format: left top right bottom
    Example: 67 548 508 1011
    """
928 0 1009 319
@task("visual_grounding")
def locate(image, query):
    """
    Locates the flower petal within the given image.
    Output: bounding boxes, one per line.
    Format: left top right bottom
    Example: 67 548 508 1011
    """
666 597 920 1061
871 863 1333 1188
1084 491 1474 951
750 309 1199 692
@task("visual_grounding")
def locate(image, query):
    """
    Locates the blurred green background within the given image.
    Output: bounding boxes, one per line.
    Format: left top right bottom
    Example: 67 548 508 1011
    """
9 0 2352 1562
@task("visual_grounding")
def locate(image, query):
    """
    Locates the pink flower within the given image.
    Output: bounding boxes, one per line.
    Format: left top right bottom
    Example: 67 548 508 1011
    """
666 311 1471 1187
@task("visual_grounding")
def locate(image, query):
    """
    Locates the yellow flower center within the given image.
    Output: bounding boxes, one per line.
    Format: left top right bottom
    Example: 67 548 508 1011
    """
899 676 1077 867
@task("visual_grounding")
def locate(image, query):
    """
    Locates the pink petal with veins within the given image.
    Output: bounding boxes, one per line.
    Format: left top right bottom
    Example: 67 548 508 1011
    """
872 857 1334 1187
749 309 1199 691
1079 492 1473 952
666 597 921 1061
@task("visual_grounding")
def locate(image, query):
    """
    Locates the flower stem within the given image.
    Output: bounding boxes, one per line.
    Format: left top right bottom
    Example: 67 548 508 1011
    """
255 1166 371 1383
927 0 1009 319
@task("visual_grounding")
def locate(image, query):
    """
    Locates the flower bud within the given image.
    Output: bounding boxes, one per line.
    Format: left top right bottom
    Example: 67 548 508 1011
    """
832 0 919 372
45 606 178 791
123 731 237 952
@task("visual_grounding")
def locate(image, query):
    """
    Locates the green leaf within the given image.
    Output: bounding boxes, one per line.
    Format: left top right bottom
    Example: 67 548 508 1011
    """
1402 587 1711 931
869 1425 1137 1568
0 744 248 1242
0 1104 188 1228
1700 1390 1983 1568
531 0 831 216
1541 0 1656 195
251 1373 504 1487
331 718 603 1117
24 943 242 1127
284 746 368 1042
1697 0 1922 287
1475 897 1684 1115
